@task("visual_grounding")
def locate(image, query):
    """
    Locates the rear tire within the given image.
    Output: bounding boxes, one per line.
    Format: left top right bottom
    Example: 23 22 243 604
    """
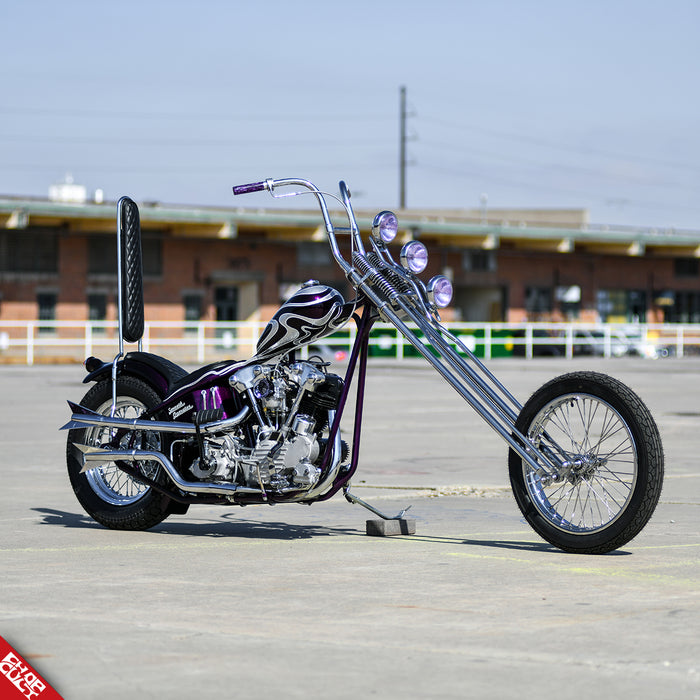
509 371 664 554
66 376 174 530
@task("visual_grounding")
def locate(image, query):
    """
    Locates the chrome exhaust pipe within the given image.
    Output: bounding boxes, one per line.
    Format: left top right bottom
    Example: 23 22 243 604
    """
74 443 261 497
61 403 250 435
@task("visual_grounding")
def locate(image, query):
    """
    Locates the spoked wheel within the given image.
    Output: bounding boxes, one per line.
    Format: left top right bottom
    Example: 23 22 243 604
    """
509 371 664 554
66 376 174 530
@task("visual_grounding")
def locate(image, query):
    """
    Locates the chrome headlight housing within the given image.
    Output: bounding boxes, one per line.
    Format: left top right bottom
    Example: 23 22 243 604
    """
427 276 453 308
371 211 398 245
400 241 428 274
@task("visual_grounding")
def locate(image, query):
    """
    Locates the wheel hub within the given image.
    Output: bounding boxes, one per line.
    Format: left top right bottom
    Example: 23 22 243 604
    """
559 454 607 485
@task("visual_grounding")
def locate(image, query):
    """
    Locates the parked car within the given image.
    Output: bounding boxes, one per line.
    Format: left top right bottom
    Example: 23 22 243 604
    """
574 329 675 359
307 344 348 363
573 330 629 357
512 329 564 357
625 335 675 359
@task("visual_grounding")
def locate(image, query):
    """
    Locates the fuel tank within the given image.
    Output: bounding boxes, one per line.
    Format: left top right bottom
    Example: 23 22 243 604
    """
254 283 354 362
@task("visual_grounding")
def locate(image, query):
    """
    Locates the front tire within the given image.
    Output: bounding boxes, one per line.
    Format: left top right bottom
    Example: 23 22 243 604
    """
509 371 664 554
66 376 174 530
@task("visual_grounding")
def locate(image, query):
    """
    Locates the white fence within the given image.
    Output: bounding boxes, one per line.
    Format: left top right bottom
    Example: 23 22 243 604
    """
0 320 697 365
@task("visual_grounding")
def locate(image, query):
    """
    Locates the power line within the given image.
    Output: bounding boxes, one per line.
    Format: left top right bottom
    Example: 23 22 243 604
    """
417 160 700 215
0 158 395 175
0 133 389 148
421 115 700 173
417 138 699 192
0 106 394 124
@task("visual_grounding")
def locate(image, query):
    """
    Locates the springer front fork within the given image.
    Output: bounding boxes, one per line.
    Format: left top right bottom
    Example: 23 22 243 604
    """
316 300 561 520
343 298 561 487
373 295 561 480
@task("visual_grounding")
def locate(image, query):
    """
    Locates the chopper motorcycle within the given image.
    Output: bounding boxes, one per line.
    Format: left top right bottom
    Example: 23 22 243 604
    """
62 177 664 554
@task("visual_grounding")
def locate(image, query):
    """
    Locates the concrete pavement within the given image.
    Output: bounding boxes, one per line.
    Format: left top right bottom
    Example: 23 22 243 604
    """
0 358 699 699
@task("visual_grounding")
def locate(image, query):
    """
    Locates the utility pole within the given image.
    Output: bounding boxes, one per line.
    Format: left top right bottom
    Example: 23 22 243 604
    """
399 85 407 209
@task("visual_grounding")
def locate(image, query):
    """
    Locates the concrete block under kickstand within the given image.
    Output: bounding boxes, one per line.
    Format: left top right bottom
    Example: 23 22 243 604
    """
366 519 416 537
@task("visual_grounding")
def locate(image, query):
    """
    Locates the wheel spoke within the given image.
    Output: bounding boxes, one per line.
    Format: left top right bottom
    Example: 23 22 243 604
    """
525 391 637 534
83 396 160 506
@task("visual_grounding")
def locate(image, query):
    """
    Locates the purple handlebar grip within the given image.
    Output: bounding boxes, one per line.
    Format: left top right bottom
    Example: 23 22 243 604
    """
232 181 266 195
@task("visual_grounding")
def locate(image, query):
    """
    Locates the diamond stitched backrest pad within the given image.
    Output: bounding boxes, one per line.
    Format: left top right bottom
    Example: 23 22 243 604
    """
118 197 145 344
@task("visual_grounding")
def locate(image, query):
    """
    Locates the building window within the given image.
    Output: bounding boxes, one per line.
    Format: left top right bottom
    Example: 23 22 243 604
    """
142 236 163 276
525 286 552 313
674 258 699 278
88 236 115 274
37 292 57 332
597 289 646 323
87 293 107 332
463 250 496 272
665 291 700 323
555 286 581 319
88 234 163 276
215 286 239 322
183 293 203 322
298 242 331 267
0 229 58 273
597 290 622 321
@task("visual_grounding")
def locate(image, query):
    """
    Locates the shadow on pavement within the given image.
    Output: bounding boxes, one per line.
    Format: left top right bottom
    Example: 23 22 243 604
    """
32 507 362 540
32 507 633 554
390 533 632 556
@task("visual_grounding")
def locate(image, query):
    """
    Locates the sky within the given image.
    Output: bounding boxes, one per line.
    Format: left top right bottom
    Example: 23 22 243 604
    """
1 0 699 229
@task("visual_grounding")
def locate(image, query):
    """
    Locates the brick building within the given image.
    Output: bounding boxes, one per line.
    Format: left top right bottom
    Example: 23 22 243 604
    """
1 190 700 328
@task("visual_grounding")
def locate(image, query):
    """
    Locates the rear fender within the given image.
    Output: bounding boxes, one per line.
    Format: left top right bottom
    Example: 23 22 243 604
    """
81 354 180 397
79 357 191 517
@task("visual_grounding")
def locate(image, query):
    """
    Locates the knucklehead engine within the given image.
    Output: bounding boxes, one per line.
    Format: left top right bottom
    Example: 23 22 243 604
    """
175 283 352 496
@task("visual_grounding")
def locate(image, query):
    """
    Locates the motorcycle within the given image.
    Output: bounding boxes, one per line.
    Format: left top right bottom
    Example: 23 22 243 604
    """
62 178 664 554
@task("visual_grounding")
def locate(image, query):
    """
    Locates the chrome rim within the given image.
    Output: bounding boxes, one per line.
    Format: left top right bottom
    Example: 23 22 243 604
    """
84 396 160 506
524 393 638 534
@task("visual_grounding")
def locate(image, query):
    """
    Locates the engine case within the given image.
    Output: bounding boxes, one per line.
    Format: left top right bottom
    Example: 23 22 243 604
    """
181 359 346 495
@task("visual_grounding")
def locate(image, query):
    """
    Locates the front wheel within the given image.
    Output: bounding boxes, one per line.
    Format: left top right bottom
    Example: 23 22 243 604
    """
509 371 664 554
66 376 174 530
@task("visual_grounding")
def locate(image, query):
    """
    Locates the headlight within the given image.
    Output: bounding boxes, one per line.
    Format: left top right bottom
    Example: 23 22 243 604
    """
371 211 398 245
400 241 428 274
427 276 453 308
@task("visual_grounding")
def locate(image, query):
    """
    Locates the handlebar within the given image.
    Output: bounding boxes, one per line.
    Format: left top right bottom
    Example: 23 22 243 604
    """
231 177 447 328
232 180 270 196
231 177 367 275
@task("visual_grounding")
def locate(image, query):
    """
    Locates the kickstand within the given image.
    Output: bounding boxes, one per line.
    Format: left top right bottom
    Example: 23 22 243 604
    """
344 485 412 522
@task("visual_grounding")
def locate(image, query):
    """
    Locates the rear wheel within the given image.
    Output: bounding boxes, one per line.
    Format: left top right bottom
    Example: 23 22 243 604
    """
509 371 664 554
66 376 174 530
